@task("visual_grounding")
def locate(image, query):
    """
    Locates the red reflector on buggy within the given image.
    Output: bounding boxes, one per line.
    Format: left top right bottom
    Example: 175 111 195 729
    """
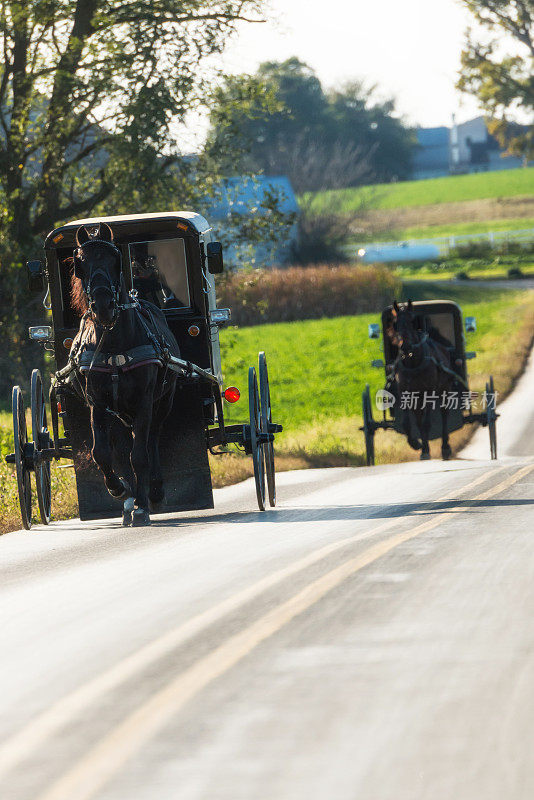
57 401 63 414
223 387 240 403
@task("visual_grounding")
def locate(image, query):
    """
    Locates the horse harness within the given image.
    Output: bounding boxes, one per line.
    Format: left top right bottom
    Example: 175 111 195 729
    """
53 298 218 428
393 332 469 389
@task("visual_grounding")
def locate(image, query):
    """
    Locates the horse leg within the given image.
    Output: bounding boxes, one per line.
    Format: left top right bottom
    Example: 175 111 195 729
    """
91 407 126 498
417 407 431 460
111 422 136 526
441 406 452 460
130 397 153 526
405 410 422 450
148 385 175 507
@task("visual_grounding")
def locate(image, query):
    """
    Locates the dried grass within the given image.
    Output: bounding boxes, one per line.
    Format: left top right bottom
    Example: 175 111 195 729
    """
217 263 401 327
358 196 534 237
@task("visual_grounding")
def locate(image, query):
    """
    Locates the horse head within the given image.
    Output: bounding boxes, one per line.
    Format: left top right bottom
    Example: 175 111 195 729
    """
392 300 421 356
74 223 123 328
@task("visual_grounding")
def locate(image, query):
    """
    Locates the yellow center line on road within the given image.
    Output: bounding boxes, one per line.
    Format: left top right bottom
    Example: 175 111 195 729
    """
0 466 504 783
33 463 534 800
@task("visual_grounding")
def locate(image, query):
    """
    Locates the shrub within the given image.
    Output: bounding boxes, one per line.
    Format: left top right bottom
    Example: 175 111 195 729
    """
451 239 534 261
496 240 534 257
217 264 401 327
451 240 494 260
507 267 524 279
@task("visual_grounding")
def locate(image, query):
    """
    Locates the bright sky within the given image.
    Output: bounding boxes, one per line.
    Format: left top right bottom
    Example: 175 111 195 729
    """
217 0 482 128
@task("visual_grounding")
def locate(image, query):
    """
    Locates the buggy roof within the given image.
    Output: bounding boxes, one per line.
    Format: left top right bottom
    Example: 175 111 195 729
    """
383 299 462 315
45 211 211 248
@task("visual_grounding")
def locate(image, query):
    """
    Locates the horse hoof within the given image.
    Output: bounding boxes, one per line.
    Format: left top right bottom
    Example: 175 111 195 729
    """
442 446 452 461
420 452 431 461
122 496 134 527
132 508 151 527
408 437 422 451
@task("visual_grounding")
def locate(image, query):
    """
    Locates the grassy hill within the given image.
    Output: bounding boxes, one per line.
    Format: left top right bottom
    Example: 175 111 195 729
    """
310 167 534 214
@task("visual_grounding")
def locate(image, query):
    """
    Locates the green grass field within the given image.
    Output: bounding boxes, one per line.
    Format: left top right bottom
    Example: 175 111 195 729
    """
2 285 534 533
379 217 534 242
310 167 534 214
219 286 534 436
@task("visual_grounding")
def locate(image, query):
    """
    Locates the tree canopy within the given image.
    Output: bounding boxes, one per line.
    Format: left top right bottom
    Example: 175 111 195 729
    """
205 57 415 192
0 0 271 395
458 0 534 162
0 0 265 244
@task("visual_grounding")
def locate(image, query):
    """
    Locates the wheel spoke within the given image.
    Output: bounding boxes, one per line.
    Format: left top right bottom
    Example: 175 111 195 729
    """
259 352 276 506
13 385 32 530
31 369 52 524
249 366 265 511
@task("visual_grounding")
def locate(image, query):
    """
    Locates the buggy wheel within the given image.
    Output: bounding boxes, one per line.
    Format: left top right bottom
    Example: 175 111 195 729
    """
31 369 52 524
248 366 266 511
487 375 497 460
258 351 276 507
362 384 375 466
50 384 60 450
12 385 32 529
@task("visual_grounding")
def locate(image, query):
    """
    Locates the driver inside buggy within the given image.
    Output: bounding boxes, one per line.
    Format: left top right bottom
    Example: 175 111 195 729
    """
383 307 457 404
385 309 453 353
412 313 453 350
130 239 190 311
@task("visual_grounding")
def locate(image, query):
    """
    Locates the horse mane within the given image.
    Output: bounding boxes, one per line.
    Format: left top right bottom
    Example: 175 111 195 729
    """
65 257 88 315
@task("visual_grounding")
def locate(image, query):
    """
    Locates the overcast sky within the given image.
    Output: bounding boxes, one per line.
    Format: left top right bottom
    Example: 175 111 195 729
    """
217 0 482 128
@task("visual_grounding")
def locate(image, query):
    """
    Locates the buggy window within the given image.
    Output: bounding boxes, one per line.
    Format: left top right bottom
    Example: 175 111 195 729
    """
129 238 190 310
423 313 456 349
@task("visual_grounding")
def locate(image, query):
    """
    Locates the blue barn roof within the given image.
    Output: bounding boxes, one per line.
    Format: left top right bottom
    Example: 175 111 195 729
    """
207 175 299 219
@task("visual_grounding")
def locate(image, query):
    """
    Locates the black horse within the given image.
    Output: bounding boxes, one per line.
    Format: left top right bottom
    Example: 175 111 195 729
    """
388 300 456 461
69 222 179 526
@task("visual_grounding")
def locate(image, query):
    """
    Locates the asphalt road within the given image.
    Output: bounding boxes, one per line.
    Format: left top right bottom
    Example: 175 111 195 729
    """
2 355 534 800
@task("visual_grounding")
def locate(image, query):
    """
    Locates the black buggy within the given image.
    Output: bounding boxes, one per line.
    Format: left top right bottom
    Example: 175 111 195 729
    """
361 299 498 465
6 212 281 529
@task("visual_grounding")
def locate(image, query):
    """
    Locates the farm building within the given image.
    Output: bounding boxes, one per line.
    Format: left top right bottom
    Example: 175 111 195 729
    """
204 175 299 268
412 116 528 180
411 126 450 180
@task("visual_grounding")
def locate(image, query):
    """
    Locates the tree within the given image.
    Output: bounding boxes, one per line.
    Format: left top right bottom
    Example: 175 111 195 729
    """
0 0 265 243
0 0 266 395
205 58 415 191
458 0 534 162
327 83 414 184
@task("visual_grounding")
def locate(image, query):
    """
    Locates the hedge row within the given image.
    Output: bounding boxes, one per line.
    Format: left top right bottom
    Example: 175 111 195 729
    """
217 264 401 327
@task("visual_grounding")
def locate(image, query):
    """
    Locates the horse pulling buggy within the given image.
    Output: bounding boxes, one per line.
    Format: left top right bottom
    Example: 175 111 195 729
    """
7 212 282 529
361 299 498 464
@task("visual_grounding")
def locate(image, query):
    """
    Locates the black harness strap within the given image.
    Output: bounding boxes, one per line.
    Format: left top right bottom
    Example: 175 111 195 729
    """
394 333 469 388
77 344 163 372
111 358 120 413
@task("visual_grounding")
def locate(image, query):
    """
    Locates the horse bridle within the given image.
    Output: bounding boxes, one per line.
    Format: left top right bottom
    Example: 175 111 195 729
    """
393 312 425 362
77 239 124 330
